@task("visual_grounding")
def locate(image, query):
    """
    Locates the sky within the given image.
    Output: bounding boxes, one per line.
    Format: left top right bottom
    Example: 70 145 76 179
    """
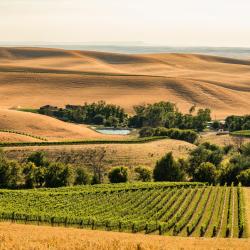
1 0 250 47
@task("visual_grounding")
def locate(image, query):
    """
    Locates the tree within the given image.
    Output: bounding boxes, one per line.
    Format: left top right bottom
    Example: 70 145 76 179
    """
44 162 74 188
241 142 250 157
153 152 185 181
75 167 90 185
212 121 221 130
0 150 23 188
219 154 250 185
84 147 107 183
93 114 105 125
0 150 10 188
237 169 250 186
105 116 119 127
134 166 151 182
187 146 211 175
23 162 37 188
193 162 217 184
187 144 223 176
8 161 23 188
108 166 128 183
27 151 48 167
193 108 211 131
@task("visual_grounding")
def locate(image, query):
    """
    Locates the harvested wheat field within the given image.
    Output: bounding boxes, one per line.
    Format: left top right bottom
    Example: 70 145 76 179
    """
0 132 41 143
0 47 250 118
0 108 127 141
0 222 249 250
4 139 195 170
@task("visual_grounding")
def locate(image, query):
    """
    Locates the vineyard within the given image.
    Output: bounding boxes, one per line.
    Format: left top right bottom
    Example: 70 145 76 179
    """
0 182 247 238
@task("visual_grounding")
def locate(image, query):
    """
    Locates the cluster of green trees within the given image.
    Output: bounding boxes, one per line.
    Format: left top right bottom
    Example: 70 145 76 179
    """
225 115 250 131
129 102 211 131
0 151 90 189
0 149 152 188
39 101 128 127
39 101 211 131
139 127 198 143
2 143 249 189
108 166 151 183
153 142 250 186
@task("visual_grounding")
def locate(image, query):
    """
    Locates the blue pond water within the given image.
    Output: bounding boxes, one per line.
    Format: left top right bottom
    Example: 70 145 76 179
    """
96 128 131 135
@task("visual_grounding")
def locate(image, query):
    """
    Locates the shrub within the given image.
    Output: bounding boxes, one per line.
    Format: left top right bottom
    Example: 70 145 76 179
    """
223 144 234 154
108 167 128 183
139 127 155 137
241 142 250 157
134 166 151 182
75 167 90 185
91 174 100 185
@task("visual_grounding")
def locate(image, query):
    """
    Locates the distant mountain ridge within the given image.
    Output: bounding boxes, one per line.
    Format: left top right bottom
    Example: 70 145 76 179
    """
0 44 250 58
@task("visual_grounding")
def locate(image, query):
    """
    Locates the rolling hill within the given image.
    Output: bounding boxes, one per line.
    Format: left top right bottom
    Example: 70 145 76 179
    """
0 109 123 141
0 47 250 119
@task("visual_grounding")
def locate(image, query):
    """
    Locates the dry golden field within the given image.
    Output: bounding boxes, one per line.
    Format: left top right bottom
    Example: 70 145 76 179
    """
245 188 250 237
0 47 250 119
199 133 250 146
0 108 127 141
1 47 250 143
0 222 249 250
4 139 195 170
0 132 41 142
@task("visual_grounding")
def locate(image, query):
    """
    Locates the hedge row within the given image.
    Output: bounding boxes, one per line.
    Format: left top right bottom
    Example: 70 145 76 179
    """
139 127 198 143
0 136 168 148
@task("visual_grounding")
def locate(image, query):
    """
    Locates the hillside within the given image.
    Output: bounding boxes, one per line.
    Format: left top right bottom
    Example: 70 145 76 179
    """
0 109 124 141
4 138 195 170
0 131 41 143
0 47 250 118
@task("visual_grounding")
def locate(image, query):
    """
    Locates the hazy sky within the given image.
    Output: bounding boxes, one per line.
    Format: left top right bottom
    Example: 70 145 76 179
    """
1 0 250 46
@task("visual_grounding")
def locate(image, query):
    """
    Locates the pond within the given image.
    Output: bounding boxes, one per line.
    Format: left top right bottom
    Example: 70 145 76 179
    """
95 128 131 135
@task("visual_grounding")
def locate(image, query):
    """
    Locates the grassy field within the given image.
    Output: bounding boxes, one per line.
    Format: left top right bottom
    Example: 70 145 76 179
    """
4 139 195 170
231 130 250 138
0 223 250 250
0 131 42 143
0 182 246 238
199 132 250 146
